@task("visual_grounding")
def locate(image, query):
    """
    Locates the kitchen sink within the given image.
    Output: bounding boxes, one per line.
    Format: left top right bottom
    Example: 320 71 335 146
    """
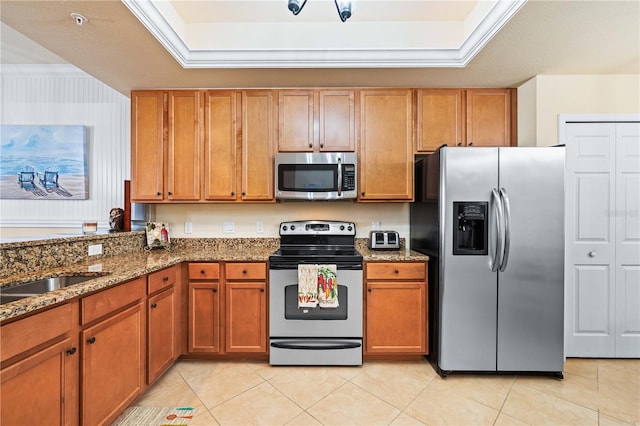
0 273 110 305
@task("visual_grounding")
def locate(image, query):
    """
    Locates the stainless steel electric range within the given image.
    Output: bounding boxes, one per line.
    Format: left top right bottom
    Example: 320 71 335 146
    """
269 220 363 366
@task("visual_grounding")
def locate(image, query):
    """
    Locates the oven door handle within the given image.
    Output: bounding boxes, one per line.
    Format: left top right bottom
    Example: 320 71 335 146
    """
270 340 361 350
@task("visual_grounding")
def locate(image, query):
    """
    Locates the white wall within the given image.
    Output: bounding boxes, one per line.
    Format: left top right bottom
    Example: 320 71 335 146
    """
518 74 640 147
0 65 130 236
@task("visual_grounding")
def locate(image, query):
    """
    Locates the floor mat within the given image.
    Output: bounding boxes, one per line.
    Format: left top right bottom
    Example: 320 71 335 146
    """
111 406 197 425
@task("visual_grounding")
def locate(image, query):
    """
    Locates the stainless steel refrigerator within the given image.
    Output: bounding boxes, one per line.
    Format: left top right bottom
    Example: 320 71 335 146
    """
410 146 564 377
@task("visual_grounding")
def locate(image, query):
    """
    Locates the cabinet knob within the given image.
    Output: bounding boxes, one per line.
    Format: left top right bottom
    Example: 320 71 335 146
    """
242 270 247 274
457 142 462 146
469 142 474 146
231 192 235 196
151 303 157 308
156 192 161 196
320 143 324 148
213 288 217 293
163 276 169 282
361 192 365 196
394 269 399 274
200 270 206 274
242 192 246 196
368 288 372 292
87 337 96 344
66 347 77 355
308 143 313 148
168 191 173 196
260 288 265 292
588 251 596 258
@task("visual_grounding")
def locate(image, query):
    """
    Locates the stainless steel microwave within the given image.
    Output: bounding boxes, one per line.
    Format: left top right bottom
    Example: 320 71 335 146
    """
275 152 358 200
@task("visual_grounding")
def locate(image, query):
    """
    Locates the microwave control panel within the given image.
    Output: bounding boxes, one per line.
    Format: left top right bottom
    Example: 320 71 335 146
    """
342 165 356 191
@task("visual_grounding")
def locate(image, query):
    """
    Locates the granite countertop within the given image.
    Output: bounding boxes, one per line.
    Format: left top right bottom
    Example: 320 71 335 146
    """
1 240 428 322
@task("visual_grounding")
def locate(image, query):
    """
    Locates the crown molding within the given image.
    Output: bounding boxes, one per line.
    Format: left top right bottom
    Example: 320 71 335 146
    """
122 0 526 68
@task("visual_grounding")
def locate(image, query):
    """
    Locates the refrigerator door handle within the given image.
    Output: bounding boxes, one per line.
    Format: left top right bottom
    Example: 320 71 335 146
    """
499 188 511 272
491 188 504 272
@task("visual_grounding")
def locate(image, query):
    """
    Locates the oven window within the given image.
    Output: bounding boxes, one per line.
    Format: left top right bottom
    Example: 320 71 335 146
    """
279 164 337 192
284 285 348 320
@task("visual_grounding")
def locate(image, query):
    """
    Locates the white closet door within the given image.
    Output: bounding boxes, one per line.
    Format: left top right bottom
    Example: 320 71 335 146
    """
565 122 616 357
615 122 640 357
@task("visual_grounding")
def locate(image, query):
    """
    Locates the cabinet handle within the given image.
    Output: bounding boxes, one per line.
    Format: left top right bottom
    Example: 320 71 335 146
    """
368 288 372 292
213 288 217 293
394 269 399 274
200 270 206 274
156 192 161 196
231 192 235 196
457 142 462 146
168 191 173 196
469 142 473 146
260 288 265 292
163 276 169 282
588 251 596 258
66 347 77 355
242 270 247 274
241 192 246 196
361 192 365 196
151 303 157 308
320 143 324 148
308 143 313 148
87 337 96 344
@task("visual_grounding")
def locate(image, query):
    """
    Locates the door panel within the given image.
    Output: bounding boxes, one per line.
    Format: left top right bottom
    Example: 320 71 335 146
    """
439 147 498 371
497 147 564 371
615 122 640 356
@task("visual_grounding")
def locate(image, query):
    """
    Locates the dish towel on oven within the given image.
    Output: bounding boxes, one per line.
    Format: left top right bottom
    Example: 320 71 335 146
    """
317 265 339 308
298 264 319 308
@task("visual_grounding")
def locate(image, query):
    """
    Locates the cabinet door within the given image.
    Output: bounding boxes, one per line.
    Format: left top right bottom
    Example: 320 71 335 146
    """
188 282 221 353
1 337 79 426
319 90 356 152
225 282 267 353
167 90 201 201
148 287 176 384
204 90 238 201
82 304 145 426
278 90 314 152
466 89 511 147
365 282 427 353
416 89 464 151
241 91 275 201
131 90 164 201
359 89 414 201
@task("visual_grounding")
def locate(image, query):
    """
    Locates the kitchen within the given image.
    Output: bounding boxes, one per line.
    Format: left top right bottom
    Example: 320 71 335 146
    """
1 1 639 425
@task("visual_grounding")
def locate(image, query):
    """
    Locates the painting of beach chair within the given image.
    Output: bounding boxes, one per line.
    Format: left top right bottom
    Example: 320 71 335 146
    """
38 170 59 190
17 166 36 189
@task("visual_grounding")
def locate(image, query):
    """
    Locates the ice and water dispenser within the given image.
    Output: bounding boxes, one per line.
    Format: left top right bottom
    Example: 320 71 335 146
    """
453 202 488 255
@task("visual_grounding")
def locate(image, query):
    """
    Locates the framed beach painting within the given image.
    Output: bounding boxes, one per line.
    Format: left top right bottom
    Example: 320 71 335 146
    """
0 125 88 200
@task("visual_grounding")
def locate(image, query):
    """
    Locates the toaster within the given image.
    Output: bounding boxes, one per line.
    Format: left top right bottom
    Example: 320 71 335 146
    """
369 230 400 250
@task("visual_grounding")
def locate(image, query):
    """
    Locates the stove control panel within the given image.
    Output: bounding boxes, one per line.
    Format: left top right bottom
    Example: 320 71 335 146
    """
279 220 356 236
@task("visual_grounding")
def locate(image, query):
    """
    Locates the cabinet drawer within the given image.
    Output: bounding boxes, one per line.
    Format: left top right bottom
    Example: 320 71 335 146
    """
366 262 426 280
81 276 145 325
188 263 220 280
148 265 178 294
225 263 266 280
1 303 73 363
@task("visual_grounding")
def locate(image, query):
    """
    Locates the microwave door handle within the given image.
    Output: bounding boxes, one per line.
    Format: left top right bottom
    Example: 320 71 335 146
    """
337 158 343 196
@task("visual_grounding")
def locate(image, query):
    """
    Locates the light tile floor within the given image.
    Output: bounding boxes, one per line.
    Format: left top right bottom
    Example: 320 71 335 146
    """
121 358 639 425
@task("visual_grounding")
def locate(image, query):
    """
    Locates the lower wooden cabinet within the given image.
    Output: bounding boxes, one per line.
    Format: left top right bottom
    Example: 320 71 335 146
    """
225 282 267 353
81 277 146 426
364 262 428 354
189 281 221 352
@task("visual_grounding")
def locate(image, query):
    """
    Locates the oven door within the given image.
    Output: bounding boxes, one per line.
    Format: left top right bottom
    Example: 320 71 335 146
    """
269 266 363 365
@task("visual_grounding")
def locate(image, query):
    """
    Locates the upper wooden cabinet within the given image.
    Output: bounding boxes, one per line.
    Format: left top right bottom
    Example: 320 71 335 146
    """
131 91 165 201
131 90 202 201
359 89 414 201
278 89 356 152
416 88 515 152
465 89 512 147
203 90 237 201
241 91 276 201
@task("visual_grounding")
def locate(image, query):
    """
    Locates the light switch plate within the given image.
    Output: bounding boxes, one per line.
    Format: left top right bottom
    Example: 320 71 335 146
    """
88 244 103 256
184 221 192 234
256 221 264 234
223 221 234 233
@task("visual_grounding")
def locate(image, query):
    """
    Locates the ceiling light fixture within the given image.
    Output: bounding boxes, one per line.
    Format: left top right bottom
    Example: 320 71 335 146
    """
70 13 88 26
287 0 353 22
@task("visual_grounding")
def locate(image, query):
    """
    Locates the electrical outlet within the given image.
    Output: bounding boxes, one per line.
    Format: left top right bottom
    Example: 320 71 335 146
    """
88 244 103 256
223 221 235 234
184 221 192 234
256 221 264 234
372 221 381 230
